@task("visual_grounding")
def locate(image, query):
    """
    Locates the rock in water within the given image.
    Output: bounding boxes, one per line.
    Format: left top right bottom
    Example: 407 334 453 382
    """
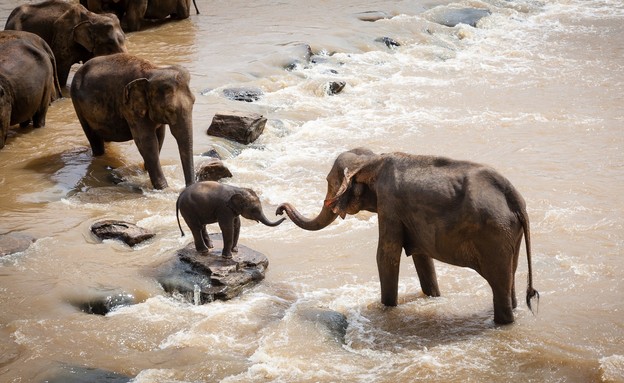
90 220 155 247
195 158 232 181
0 233 36 256
206 112 267 144
427 7 491 28
157 234 269 303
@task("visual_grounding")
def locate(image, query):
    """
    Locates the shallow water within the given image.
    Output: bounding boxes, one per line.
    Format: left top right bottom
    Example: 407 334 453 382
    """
1 0 623 382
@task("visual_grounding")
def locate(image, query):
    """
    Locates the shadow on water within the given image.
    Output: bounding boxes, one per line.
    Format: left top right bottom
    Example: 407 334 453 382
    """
20 148 144 203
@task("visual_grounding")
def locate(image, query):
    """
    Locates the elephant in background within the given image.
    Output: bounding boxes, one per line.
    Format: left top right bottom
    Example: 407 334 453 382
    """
4 0 127 87
70 53 196 190
176 181 285 258
0 31 58 149
277 148 539 324
80 0 199 32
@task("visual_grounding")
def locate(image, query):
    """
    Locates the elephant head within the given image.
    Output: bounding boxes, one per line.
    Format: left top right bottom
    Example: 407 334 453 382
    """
228 189 286 227
122 66 195 187
276 148 379 230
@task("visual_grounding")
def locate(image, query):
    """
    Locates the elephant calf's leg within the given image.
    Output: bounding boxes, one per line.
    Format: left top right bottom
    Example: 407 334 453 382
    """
412 254 441 297
231 216 241 253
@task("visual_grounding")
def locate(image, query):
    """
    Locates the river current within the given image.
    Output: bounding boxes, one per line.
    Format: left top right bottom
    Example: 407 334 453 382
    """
1 0 623 382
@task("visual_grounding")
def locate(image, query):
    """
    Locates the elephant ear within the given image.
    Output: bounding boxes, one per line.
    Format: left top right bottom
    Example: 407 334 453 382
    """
123 78 150 119
325 158 379 217
72 20 95 52
227 192 250 216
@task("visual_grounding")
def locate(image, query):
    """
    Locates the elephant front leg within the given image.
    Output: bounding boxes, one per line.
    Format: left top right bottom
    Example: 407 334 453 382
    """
218 217 235 258
412 254 441 297
231 216 241 253
132 129 168 189
376 221 403 306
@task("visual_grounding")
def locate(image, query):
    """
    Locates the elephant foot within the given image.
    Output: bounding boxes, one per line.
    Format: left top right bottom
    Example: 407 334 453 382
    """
222 252 233 259
493 307 515 325
231 246 239 253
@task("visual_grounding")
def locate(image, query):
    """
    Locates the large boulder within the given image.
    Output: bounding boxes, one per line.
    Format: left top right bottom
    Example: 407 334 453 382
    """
207 112 267 145
90 220 155 247
156 234 268 303
0 233 36 257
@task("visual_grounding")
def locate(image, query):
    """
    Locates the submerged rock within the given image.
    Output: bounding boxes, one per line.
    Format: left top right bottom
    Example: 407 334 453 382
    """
298 307 349 343
42 364 132 383
70 290 136 315
195 158 232 182
156 234 268 303
222 87 264 102
356 10 392 22
90 220 155 247
375 36 401 48
0 232 36 257
427 7 491 28
327 81 346 95
207 112 267 145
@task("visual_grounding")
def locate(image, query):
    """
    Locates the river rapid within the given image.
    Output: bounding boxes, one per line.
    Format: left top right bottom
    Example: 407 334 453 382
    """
1 0 623 381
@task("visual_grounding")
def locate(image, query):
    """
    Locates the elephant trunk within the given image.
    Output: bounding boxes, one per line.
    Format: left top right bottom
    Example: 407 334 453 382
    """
171 116 195 187
257 210 286 227
276 202 338 231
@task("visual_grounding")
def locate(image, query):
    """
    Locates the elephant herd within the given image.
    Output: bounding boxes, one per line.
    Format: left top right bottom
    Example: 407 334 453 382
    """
0 0 539 325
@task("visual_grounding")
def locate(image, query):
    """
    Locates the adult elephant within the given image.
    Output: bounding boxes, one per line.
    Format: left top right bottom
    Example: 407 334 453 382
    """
70 53 195 190
0 32 58 149
276 148 539 324
80 0 200 32
4 0 127 87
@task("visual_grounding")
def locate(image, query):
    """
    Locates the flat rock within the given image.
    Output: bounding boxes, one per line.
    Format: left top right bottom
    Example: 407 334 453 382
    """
0 233 36 257
356 10 392 22
207 112 267 145
156 234 268 303
42 365 132 383
427 7 491 27
195 158 232 181
90 220 155 247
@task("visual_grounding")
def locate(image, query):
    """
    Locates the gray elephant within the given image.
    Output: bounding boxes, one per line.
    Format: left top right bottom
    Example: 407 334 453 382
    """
176 181 285 258
80 0 199 32
70 53 195 190
0 31 59 149
277 148 539 324
4 0 127 87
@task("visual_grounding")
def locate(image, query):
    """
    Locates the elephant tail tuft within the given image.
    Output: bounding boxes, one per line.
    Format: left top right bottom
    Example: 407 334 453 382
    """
518 207 539 315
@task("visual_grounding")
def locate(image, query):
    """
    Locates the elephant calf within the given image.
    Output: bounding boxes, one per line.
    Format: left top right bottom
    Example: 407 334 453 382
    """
176 181 285 258
0 31 58 149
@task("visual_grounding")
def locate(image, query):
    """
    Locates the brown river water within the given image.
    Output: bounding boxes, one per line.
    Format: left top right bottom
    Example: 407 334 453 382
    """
1 0 623 382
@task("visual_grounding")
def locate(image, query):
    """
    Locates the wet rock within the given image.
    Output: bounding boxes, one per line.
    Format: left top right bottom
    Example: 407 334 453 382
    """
327 81 346 95
283 43 313 71
356 10 392 22
0 232 36 256
222 87 263 102
207 112 267 145
195 158 232 182
156 235 268 303
375 36 401 48
298 307 349 343
200 147 222 159
90 220 155 247
42 364 132 383
70 290 136 315
427 7 491 28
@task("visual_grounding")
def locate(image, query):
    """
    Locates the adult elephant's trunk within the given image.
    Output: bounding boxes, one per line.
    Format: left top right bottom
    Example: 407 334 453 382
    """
257 210 286 227
276 202 339 231
171 116 195 186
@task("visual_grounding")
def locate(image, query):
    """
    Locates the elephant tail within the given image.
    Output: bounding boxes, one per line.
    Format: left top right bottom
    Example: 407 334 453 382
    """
176 195 185 237
518 205 539 314
192 0 200 14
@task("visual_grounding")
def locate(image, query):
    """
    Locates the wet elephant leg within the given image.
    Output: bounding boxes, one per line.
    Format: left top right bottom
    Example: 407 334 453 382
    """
231 216 240 253
201 226 212 248
77 112 105 155
482 257 515 324
132 130 167 189
412 254 441 297
218 217 236 258
377 219 403 306
156 125 165 153
189 222 209 252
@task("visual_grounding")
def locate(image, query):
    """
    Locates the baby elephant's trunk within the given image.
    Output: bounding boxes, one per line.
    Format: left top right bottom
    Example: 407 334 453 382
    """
258 211 286 227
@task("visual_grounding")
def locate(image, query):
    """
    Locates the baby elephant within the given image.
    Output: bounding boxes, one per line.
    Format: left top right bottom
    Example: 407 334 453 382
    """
176 181 285 257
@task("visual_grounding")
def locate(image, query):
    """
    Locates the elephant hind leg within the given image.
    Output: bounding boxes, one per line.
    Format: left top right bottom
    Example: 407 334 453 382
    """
483 261 515 325
76 112 105 156
412 254 441 297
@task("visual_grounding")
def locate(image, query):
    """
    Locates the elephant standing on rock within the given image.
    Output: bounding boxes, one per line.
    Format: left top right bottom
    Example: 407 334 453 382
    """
0 32 59 149
4 0 127 87
70 53 196 189
81 0 199 32
176 181 285 258
277 148 539 324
